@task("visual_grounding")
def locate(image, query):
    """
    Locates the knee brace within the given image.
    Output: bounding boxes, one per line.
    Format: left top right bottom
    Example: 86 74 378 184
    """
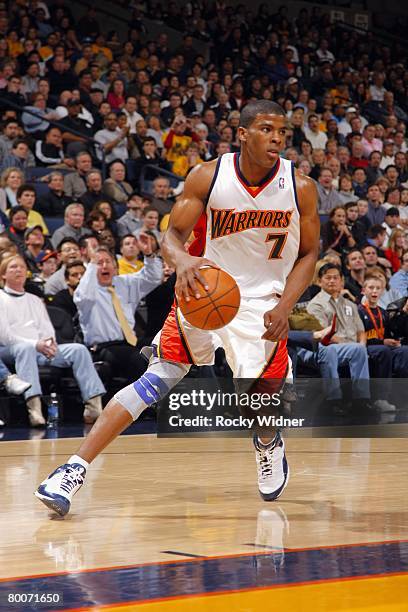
114 357 191 421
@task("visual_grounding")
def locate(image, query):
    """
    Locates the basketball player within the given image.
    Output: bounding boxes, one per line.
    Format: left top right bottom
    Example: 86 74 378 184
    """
36 101 319 516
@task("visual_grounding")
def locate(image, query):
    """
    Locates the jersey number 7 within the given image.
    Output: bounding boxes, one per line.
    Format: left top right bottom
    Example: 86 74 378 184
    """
266 232 288 259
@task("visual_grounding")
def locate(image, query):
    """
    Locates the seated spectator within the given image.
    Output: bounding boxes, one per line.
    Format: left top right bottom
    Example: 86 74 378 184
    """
116 193 145 237
122 96 143 134
304 113 327 149
365 151 383 185
107 79 126 111
98 228 118 254
52 260 86 319
389 252 408 295
298 263 371 409
384 229 406 273
51 203 91 249
74 241 162 381
382 207 401 243
80 170 106 213
22 225 52 277
379 140 395 170
163 115 199 164
317 167 343 213
37 250 58 285
376 176 390 203
44 237 82 296
0 255 106 426
383 186 401 211
344 201 367 246
358 277 408 409
351 168 368 199
366 184 387 225
362 243 393 279
0 138 34 174
337 174 358 205
344 249 366 302
92 200 117 237
134 137 171 183
384 165 400 189
321 206 356 254
0 119 21 162
0 167 24 212
94 112 129 164
16 184 48 234
6 206 28 250
172 142 203 177
361 125 383 158
398 187 408 225
149 176 174 217
357 199 371 232
118 234 144 275
37 171 71 217
103 160 133 205
86 210 107 235
59 99 94 159
21 92 56 136
134 206 162 245
63 151 93 201
34 126 65 166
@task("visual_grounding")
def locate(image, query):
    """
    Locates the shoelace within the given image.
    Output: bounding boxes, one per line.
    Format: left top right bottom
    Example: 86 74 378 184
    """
258 449 274 480
60 466 85 495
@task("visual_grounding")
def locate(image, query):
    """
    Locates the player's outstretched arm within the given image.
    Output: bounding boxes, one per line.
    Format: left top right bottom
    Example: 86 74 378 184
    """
262 173 320 341
162 160 219 301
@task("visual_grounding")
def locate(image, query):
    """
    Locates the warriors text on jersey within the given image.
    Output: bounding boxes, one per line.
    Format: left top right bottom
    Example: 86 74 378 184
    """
204 152 300 297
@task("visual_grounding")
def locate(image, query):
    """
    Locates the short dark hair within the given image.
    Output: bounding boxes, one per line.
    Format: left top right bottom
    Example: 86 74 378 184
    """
367 224 386 239
120 233 138 247
12 138 29 149
16 184 35 199
318 263 343 278
344 200 359 210
9 205 28 221
64 260 85 279
345 248 363 264
57 236 79 252
385 206 400 217
239 100 285 128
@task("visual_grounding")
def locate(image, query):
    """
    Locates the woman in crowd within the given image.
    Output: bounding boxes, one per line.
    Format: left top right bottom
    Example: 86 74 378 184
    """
384 229 407 273
0 167 24 212
321 206 356 254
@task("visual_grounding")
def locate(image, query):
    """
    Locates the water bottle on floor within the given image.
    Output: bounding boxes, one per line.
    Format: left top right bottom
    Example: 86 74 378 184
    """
47 393 59 429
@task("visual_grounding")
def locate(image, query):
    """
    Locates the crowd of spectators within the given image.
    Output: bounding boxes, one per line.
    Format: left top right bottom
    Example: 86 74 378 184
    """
0 1 407 425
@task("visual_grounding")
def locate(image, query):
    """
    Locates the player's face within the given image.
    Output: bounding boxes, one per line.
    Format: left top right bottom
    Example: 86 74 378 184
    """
239 113 287 168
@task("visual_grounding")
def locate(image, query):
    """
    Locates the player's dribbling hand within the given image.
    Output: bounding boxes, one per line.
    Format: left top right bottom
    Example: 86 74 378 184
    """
262 306 289 341
175 255 219 301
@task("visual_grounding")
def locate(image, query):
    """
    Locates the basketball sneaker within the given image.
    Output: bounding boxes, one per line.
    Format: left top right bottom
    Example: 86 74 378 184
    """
253 431 289 501
35 463 86 516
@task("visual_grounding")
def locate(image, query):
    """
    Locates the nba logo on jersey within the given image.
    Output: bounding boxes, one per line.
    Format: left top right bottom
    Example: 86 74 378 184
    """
279 177 285 189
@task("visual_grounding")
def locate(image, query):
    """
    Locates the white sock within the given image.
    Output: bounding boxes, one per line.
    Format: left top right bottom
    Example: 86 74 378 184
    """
68 455 89 470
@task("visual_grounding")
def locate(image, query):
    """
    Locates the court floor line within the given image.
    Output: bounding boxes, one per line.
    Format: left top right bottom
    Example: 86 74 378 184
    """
1 538 407 584
58 572 408 612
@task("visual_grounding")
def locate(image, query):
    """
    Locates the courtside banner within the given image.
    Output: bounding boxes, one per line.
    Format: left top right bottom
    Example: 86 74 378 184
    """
156 378 408 437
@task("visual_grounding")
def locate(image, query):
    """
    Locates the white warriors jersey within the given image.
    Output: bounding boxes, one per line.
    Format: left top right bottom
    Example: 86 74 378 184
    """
204 152 301 297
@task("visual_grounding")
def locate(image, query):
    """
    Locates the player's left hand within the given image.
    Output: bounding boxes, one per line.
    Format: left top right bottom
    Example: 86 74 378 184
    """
262 305 289 341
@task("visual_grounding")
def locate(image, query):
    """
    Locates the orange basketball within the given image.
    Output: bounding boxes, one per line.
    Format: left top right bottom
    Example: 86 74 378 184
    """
178 266 241 330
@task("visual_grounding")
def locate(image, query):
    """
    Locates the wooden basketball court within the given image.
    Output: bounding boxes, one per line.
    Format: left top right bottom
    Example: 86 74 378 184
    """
0 432 407 611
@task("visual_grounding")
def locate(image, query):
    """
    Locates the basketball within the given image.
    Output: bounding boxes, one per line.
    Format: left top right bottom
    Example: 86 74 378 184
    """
178 266 241 330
